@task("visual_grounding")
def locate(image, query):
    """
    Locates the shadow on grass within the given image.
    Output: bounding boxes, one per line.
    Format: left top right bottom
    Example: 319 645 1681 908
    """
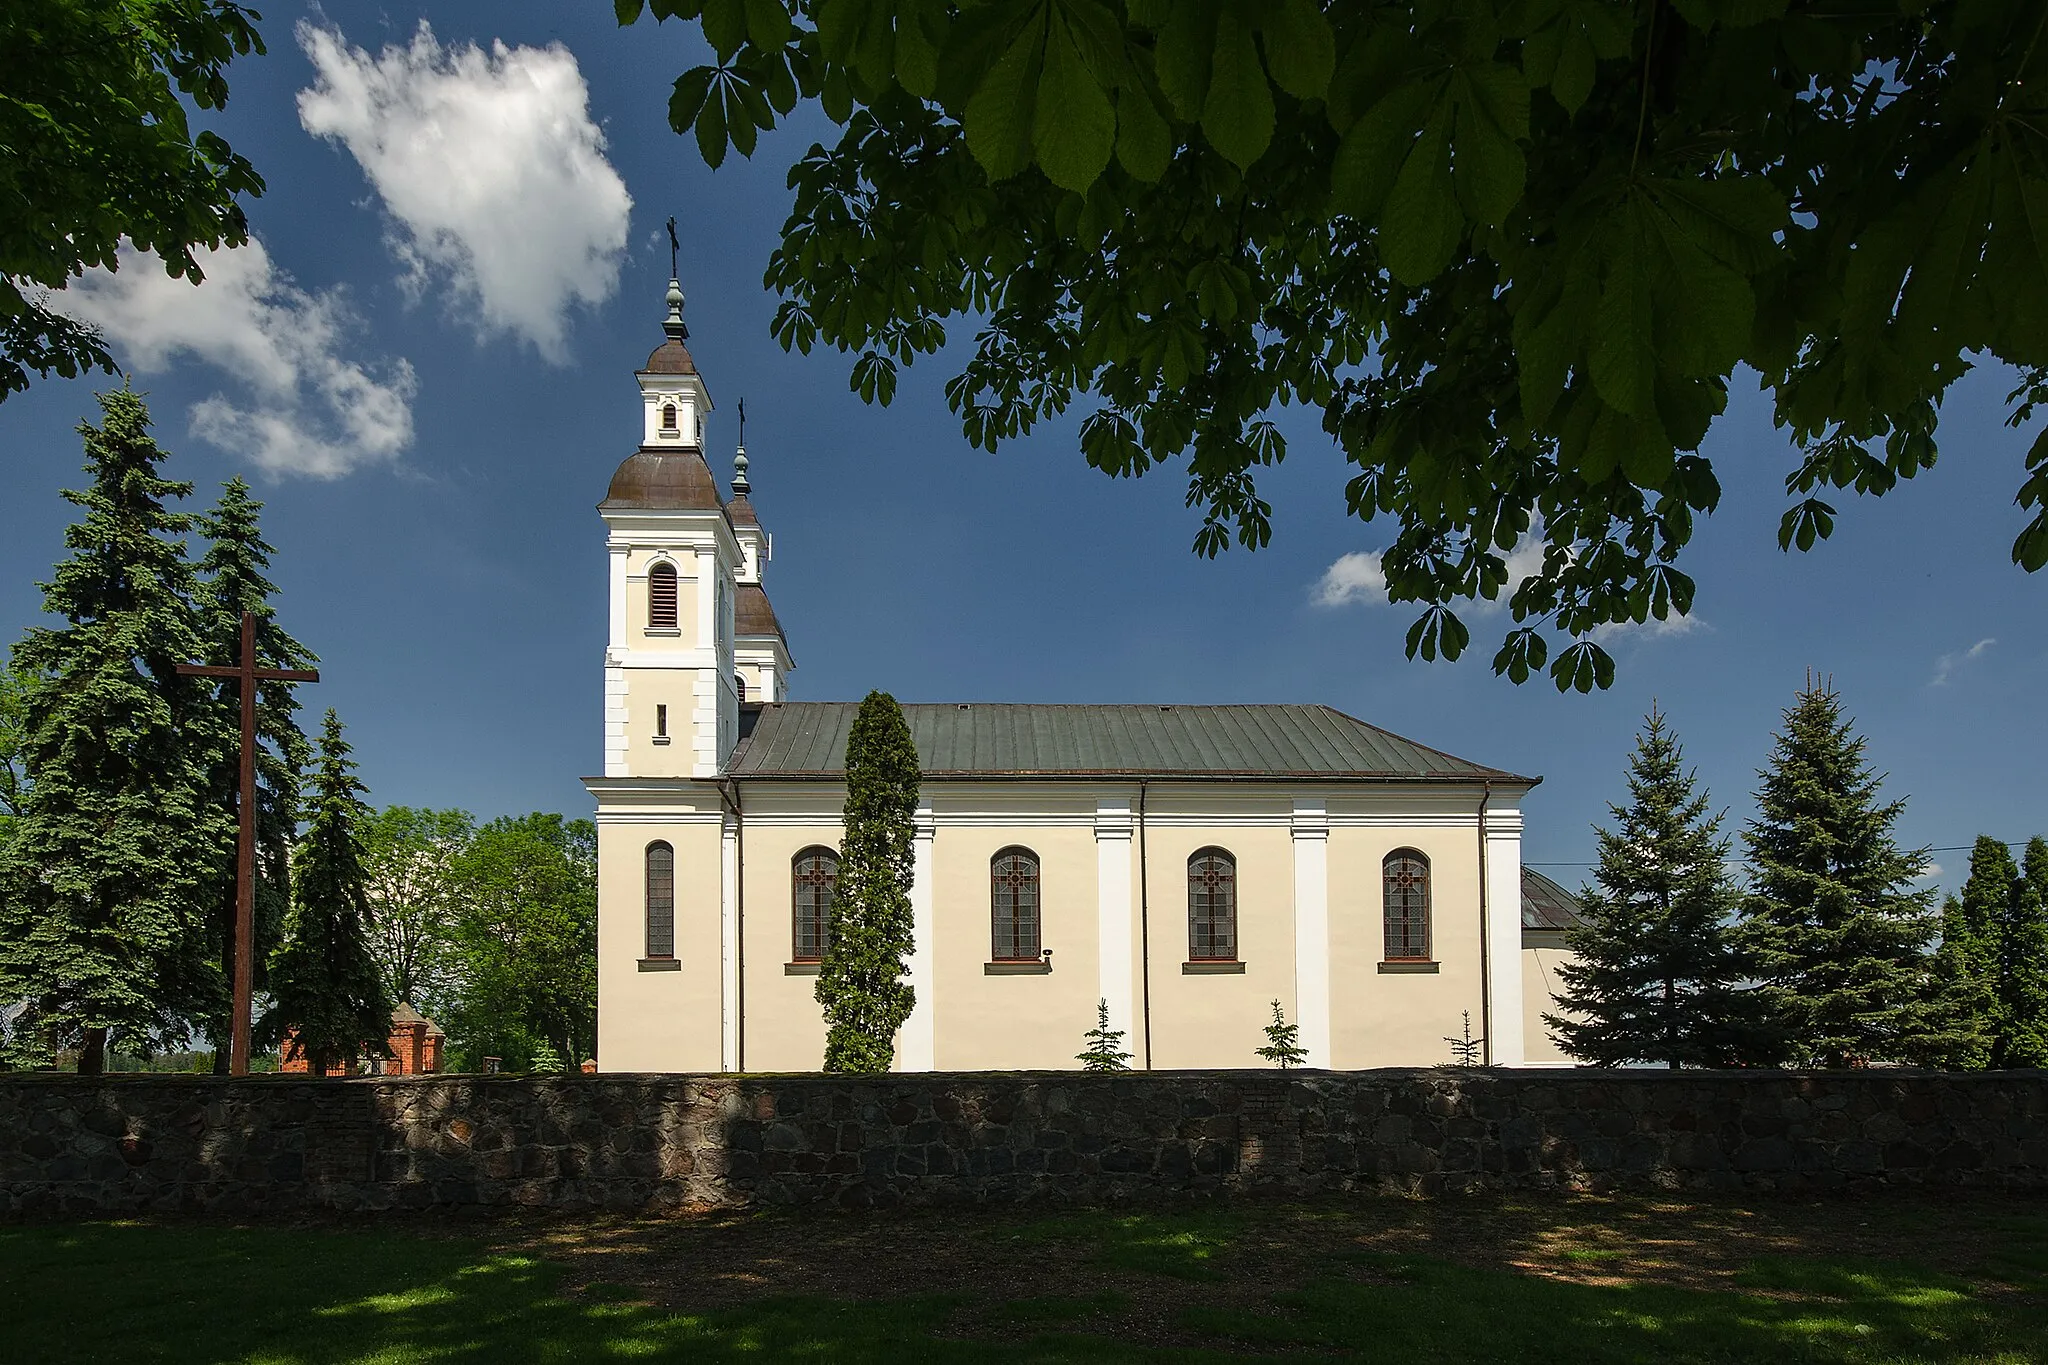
6 1209 2046 1365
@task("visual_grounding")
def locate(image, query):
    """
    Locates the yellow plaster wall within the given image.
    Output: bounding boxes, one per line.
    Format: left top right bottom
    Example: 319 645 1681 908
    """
595 812 724 1073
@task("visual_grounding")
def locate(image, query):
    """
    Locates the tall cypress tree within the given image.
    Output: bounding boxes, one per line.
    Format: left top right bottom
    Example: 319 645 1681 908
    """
1739 677 1947 1067
192 479 316 1069
816 691 919 1073
0 390 227 1072
1994 838 2048 1068
264 710 390 1074
1548 706 1774 1067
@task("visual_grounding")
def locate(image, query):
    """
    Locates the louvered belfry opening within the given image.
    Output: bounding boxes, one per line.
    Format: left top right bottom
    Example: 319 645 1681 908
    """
990 848 1041 961
792 847 839 962
645 841 675 959
1188 849 1237 961
1383 850 1432 960
648 562 678 629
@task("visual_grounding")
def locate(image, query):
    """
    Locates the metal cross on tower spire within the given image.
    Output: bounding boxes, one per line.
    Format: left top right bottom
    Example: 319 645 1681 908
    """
733 397 750 495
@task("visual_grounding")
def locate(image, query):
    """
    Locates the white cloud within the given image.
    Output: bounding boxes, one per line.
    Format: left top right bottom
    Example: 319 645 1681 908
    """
1312 534 1704 639
1930 638 1996 687
1312 551 1388 607
53 239 416 478
1917 862 1945 882
297 21 632 362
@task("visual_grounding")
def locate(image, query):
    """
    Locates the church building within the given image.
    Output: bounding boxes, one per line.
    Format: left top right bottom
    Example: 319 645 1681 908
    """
585 276 1580 1073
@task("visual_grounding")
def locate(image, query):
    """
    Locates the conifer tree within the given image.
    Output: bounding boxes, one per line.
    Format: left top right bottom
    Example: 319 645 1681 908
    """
1549 707 1775 1068
264 711 390 1074
1926 838 2009 1068
191 478 316 1070
1076 998 1132 1071
0 390 228 1072
1255 1000 1308 1069
1993 838 2048 1068
1739 678 1947 1067
816 691 920 1073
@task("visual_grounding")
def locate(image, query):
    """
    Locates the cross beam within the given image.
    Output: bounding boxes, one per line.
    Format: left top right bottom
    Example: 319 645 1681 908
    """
178 611 318 1076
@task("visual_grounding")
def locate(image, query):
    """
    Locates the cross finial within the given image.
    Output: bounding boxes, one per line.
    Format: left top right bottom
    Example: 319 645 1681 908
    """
733 397 750 495
662 216 688 340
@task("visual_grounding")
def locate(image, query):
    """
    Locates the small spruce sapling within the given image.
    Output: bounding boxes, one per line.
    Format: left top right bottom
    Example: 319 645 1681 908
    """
1076 997 1133 1071
529 1040 565 1074
1443 1011 1485 1067
1255 999 1309 1069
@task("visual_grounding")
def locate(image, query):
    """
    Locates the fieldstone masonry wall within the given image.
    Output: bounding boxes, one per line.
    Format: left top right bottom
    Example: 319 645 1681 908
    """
4 1069 2046 1215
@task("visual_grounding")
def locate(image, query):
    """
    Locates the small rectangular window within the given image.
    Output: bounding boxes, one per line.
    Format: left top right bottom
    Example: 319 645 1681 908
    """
656 704 668 737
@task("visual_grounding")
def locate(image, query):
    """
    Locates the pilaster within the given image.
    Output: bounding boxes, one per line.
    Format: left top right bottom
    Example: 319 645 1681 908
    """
1484 797 1526 1066
1095 798 1135 1056
1291 799 1331 1068
720 807 739 1072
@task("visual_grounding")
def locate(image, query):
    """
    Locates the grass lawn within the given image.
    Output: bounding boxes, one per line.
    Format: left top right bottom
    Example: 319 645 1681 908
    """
2 1192 2045 1363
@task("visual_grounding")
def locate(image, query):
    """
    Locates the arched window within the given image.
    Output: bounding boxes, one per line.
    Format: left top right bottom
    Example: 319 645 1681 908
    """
735 674 748 702
661 402 678 430
648 561 678 630
792 847 839 962
645 842 675 959
1384 850 1432 960
1188 849 1237 962
991 847 1041 961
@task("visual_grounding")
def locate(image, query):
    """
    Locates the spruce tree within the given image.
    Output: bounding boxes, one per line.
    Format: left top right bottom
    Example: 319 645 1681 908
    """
264 711 390 1074
1548 706 1775 1068
0 390 228 1072
1076 998 1133 1071
1254 1000 1308 1068
192 478 317 1070
1994 838 2048 1068
1738 678 1947 1067
816 691 919 1073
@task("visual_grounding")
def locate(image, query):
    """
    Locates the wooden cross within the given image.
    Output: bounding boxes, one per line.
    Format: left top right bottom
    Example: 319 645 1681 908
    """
178 611 318 1076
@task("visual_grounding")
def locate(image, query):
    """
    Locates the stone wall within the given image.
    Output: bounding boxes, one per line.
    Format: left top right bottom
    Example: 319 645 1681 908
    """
4 1069 2046 1215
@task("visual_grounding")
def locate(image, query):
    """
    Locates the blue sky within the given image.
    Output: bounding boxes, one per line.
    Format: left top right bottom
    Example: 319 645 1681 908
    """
2 1 2043 890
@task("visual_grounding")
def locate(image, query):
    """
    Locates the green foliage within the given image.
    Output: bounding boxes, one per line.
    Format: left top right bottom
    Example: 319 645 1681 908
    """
2009 838 2048 1068
1738 678 1947 1068
1442 1009 1483 1067
1549 705 1775 1068
263 711 390 1074
1254 998 1307 1068
0 656 25 822
0 389 228 1070
1936 834 2048 1069
443 813 597 1073
359 806 476 1018
622 0 2048 689
190 477 316 1066
1 1 267 402
816 690 920 1073
529 1039 565 1074
1076 997 1132 1070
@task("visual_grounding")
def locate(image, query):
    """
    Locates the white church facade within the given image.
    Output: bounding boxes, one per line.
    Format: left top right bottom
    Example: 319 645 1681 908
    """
585 277 1580 1073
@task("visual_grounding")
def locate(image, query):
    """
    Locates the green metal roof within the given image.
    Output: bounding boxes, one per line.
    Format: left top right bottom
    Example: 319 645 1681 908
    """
1521 867 1584 930
727 703 1534 783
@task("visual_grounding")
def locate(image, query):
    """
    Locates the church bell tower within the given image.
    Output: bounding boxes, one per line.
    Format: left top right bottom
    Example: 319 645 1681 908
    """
598 271 742 779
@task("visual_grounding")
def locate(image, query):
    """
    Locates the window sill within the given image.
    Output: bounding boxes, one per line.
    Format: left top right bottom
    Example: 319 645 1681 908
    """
784 961 821 975
1182 960 1245 974
985 960 1050 975
637 957 681 972
644 628 682 638
1378 960 1439 974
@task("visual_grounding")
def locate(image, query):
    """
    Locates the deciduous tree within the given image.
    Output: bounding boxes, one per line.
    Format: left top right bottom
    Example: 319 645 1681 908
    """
1549 706 1774 1067
3 1 267 401
263 710 389 1074
621 0 2048 689
443 814 597 1073
817 690 920 1072
0 390 226 1071
1739 678 1947 1067
360 806 475 1018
